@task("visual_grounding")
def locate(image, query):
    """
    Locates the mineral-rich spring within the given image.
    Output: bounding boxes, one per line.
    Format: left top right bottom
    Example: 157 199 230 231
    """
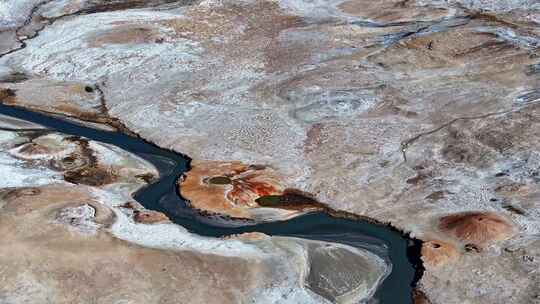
0 0 539 303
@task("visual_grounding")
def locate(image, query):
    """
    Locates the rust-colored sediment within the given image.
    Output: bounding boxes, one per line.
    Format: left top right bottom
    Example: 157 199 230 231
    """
180 161 326 218
223 232 269 241
64 165 118 186
412 289 433 304
438 212 515 247
179 160 327 219
133 210 170 224
179 160 284 218
0 88 16 100
421 240 460 268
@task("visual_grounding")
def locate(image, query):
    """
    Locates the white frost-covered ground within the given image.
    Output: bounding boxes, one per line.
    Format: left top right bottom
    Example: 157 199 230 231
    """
0 0 42 29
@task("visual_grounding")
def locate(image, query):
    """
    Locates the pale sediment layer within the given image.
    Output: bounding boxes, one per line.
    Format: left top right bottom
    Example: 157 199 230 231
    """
0 0 539 302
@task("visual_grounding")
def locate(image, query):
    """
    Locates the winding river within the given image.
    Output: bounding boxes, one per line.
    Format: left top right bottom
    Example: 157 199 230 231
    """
0 103 421 303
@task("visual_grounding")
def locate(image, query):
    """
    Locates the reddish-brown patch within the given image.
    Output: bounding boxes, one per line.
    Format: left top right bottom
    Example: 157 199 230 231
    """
227 171 281 206
133 210 169 224
412 289 432 304
421 240 460 268
119 201 142 210
223 232 268 241
180 161 325 220
0 88 16 100
439 212 515 247
64 166 117 187
179 160 285 218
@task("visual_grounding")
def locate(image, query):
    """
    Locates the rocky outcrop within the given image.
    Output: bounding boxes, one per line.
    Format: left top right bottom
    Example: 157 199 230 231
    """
180 160 324 221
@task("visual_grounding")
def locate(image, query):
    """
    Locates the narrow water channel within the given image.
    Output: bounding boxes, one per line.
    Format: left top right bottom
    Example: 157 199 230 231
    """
0 103 420 304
